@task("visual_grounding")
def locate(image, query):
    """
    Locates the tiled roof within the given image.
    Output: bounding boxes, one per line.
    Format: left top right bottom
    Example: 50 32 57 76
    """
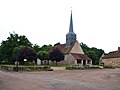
51 41 91 60
71 53 92 60
53 44 68 54
102 50 120 59
65 41 76 54
52 41 76 54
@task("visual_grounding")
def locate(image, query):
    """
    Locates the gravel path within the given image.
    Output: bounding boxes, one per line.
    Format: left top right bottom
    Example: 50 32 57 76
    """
0 68 120 90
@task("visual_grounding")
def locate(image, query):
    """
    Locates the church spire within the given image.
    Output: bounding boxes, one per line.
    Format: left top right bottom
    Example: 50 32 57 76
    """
69 10 73 32
66 9 76 47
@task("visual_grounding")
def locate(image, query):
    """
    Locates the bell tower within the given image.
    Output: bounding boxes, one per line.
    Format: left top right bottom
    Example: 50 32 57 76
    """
66 10 76 47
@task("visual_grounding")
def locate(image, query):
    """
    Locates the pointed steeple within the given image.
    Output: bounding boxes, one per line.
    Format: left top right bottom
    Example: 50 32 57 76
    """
66 10 76 47
69 10 73 32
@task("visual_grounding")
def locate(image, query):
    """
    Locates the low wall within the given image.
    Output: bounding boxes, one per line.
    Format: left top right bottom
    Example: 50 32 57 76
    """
0 65 52 71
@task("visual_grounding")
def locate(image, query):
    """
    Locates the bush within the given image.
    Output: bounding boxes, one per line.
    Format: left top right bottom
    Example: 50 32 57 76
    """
89 65 102 69
26 68 31 71
90 66 101 69
0 65 53 71
104 65 115 69
45 68 53 71
66 65 83 70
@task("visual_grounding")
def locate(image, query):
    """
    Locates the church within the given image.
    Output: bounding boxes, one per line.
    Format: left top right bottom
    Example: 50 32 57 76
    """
50 11 92 66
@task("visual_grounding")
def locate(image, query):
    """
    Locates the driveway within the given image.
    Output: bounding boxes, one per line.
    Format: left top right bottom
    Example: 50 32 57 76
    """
0 68 120 90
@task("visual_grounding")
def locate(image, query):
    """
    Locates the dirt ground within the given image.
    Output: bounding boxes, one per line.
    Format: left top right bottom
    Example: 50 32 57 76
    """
0 68 120 90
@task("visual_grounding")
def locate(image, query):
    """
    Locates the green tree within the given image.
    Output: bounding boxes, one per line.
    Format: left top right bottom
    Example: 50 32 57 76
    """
80 42 104 65
86 51 98 64
40 44 52 51
37 51 48 65
33 44 41 53
0 32 32 64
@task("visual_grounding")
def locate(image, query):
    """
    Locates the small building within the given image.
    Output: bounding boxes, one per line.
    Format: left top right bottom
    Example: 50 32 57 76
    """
101 47 120 67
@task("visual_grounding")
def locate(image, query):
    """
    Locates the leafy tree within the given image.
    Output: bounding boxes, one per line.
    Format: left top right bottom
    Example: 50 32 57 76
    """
49 48 64 66
12 45 25 62
33 44 41 53
80 42 104 65
86 51 98 64
18 46 37 64
0 32 32 64
40 44 52 51
37 51 48 65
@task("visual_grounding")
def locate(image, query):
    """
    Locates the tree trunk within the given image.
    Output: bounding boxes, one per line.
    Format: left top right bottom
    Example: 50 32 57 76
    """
41 60 43 65
47 60 49 65
56 61 57 66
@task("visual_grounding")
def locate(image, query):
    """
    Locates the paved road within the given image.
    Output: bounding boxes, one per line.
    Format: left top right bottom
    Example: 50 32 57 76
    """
0 68 120 90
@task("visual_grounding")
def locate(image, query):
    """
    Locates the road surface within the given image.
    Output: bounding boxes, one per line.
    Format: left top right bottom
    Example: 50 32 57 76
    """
0 68 120 90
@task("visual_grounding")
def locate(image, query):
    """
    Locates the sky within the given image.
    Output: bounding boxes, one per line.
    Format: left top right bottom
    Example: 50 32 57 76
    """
0 0 120 53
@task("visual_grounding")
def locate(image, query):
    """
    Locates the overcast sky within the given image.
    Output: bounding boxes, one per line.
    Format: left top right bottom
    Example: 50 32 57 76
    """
0 0 120 53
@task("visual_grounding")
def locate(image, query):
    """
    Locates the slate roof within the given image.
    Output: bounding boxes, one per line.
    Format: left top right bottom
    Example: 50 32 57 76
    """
102 49 120 59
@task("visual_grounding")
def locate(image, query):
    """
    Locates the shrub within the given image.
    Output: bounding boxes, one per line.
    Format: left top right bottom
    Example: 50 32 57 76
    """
104 65 115 69
90 66 101 69
45 68 53 71
65 65 83 70
0 65 53 71
26 68 31 71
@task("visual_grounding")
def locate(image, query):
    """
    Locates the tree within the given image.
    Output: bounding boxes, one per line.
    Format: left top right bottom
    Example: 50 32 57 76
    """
37 51 48 65
86 51 98 64
49 48 64 66
33 44 41 53
40 44 52 51
18 46 37 64
0 32 32 64
12 45 26 62
80 42 104 65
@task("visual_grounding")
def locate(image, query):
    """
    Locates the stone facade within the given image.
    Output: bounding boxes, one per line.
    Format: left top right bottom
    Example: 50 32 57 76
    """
64 54 76 65
101 47 120 67
102 58 120 67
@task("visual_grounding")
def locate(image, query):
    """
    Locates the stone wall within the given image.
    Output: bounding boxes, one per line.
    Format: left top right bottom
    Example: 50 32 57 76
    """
64 54 76 65
102 58 120 67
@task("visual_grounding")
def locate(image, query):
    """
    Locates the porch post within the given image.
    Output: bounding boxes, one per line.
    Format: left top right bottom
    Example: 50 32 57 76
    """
81 60 83 65
90 60 92 66
85 60 87 65
75 60 77 65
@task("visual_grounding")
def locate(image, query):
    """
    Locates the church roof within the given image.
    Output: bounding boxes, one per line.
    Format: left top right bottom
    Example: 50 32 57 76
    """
53 43 68 54
51 41 91 60
71 53 91 60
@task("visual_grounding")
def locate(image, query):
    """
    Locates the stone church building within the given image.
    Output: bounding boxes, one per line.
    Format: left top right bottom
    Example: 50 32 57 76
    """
50 11 92 66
